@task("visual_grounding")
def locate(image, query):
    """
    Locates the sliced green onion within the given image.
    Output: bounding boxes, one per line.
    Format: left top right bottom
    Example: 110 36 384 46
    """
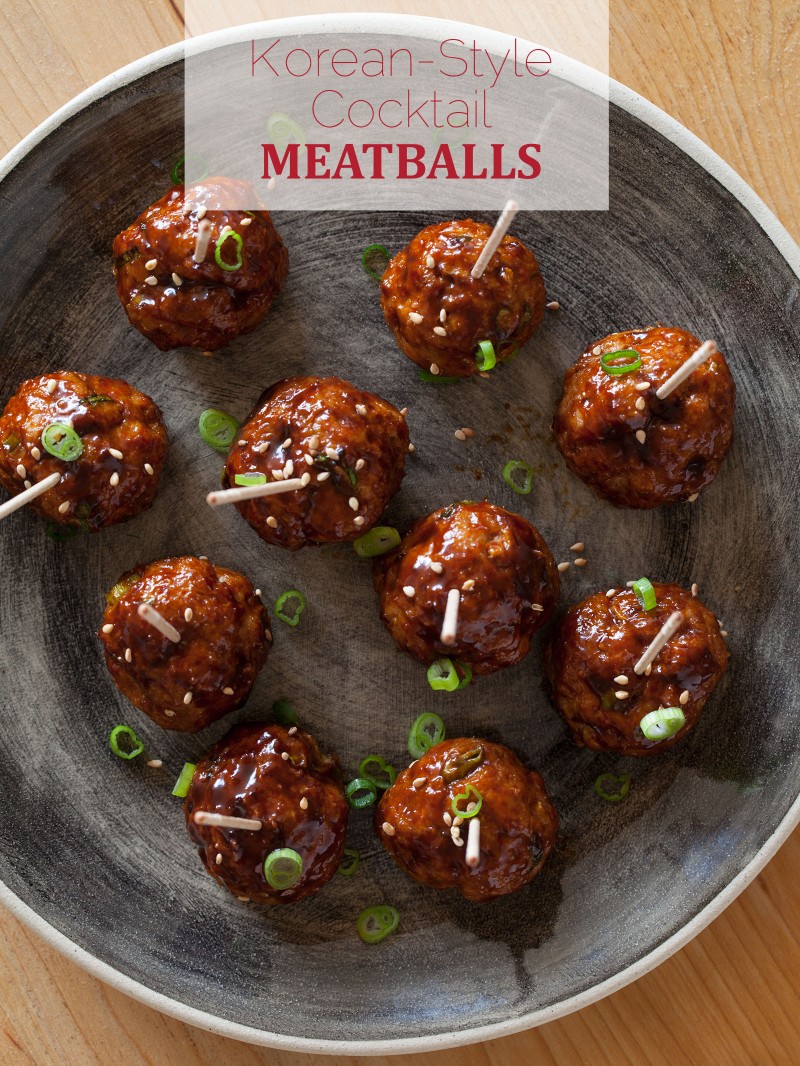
263 847 303 890
266 112 306 150
198 408 238 452
3 432 21 452
361 243 391 282
442 744 484 783
169 153 208 185
594 772 631 803
475 340 496 372
272 699 298 726
498 342 519 362
451 783 483 819
418 370 461 385
109 724 144 760
215 230 243 272
85 394 115 407
357 905 400 944
338 848 360 877
427 658 459 692
353 526 400 558
345 777 378 809
275 589 306 627
639 707 686 741
408 713 446 759
503 459 534 495
358 755 397 791
45 522 79 542
632 577 657 611
234 472 267 486
42 422 83 462
600 349 642 376
456 661 473 689
171 761 197 797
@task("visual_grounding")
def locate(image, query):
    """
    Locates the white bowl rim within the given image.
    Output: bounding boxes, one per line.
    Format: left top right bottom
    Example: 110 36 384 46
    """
1 12 799 1056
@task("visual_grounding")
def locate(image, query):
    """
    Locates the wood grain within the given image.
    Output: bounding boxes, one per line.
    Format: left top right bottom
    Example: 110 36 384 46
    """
0 0 798 1063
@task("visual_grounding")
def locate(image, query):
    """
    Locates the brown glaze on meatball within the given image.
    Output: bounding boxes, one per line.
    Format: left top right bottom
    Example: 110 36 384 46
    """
377 737 557 902
544 583 728 756
185 723 348 905
553 326 735 508
381 219 546 378
372 501 559 676
99 556 270 731
113 177 288 352
223 376 409 550
0 371 167 531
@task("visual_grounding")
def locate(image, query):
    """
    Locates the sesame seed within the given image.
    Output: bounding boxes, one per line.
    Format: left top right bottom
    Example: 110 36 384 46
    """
164 709 176 717
557 562 570 573
635 397 646 411
592 346 602 356
614 675 629 685
317 471 330 481
430 363 440 375
288 726 298 736
453 816 463 827
110 472 120 487
355 458 365 471
281 752 289 761
223 686 234 695
454 429 467 441
382 822 396 836
308 435 320 451
240 217 253 226
426 254 435 269
354 516 365 526
300 472 311 487
23 480 31 490
635 430 647 444
196 205 207 220
300 796 308 810
433 326 447 337
108 448 124 460
182 203 192 215
184 608 193 622
615 690 630 700
31 447 41 461
172 273 183 286
443 812 452 826
645 664 652 676
462 428 475 438
15 464 25 478
679 690 690 705
408 443 415 453
400 407 409 417
303 454 313 465
450 825 462 839
255 589 261 596
403 586 415 598
147 759 163 768
439 308 447 323
145 258 158 270
461 579 475 591
452 835 464 847
144 275 158 286
282 437 292 448
238 439 247 447
267 516 278 528
216 853 223 865
102 623 114 633
691 583 699 596
479 371 490 379
570 542 585 552
184 692 193 705
57 501 69 514
721 630 729 637
144 463 154 475
284 460 294 476
688 492 700 503
325 446 338 459
413 777 426 789
626 581 636 587
219 224 232 237
273 468 284 480
356 404 367 416
635 381 650 391
606 588 617 597
574 558 588 567
546 300 561 310
408 311 423 324
201 350 214 358
431 561 443 574
124 648 132 663
532 603 545 612
348 496 359 511
45 379 57 395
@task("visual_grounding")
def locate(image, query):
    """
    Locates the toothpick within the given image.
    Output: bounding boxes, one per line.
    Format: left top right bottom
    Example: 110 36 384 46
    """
137 602 181 643
193 812 262 831
193 219 213 263
465 817 481 867
0 472 61 521
440 588 461 646
207 477 304 507
634 611 684 675
655 340 718 400
471 200 519 279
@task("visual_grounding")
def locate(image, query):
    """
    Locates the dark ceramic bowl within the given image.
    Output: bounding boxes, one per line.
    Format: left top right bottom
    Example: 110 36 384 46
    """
1 15 799 1055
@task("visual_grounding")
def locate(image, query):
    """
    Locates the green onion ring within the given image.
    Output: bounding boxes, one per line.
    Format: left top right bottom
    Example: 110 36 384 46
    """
632 577 657 611
338 848 360 877
266 112 306 151
171 762 197 797
45 523 79 542
272 699 298 726
263 848 303 890
503 459 534 495
234 472 267 486
345 777 378 809
451 783 483 819
169 152 208 185
85 394 115 407
418 370 461 385
600 349 642 376
198 409 238 452
109 724 144 761
426 658 460 692
639 707 686 741
358 755 397 791
475 340 497 372
408 713 446 759
361 243 391 283
594 772 631 803
455 661 473 689
275 589 307 627
353 526 400 558
214 230 243 272
357 905 400 944
42 422 83 462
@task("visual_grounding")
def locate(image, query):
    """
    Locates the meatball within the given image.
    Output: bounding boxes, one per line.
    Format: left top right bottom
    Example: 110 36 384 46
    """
0 371 167 531
185 723 348 904
223 376 409 549
99 556 270 731
377 737 557 901
372 501 559 676
113 176 288 351
380 218 546 378
553 326 735 508
544 582 728 755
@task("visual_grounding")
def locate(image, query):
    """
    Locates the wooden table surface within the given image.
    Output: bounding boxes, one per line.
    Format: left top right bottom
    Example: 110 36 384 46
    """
1 1 798 1063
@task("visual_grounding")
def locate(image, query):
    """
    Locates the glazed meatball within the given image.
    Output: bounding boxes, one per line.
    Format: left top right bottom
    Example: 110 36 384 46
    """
222 376 409 549
544 583 728 756
553 326 735 508
381 218 546 378
0 371 167 531
185 723 348 904
113 177 288 351
373 501 559 676
99 556 270 731
377 737 557 901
